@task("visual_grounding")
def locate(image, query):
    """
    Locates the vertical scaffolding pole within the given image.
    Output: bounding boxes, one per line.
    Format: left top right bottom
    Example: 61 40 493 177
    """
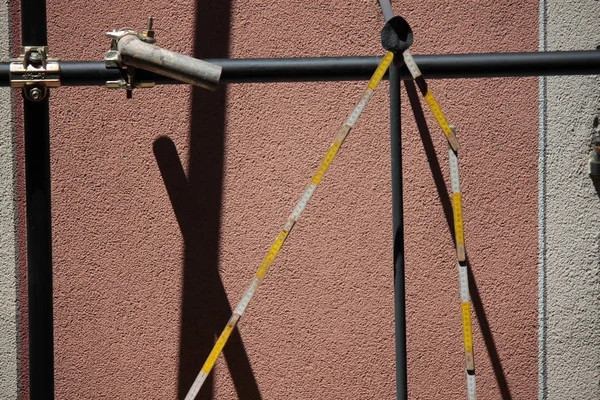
377 3 408 396
21 0 55 398
390 64 407 399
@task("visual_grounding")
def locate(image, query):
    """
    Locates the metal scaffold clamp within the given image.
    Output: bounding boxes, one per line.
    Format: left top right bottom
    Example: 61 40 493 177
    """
105 18 157 98
104 17 222 99
10 46 60 101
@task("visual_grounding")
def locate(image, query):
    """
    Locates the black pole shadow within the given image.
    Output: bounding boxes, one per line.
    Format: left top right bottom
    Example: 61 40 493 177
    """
153 1 262 399
403 82 456 241
466 261 512 400
404 80 512 399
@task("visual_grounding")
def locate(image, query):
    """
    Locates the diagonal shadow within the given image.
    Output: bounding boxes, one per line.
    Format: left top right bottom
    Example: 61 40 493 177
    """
404 80 512 399
403 81 456 242
153 1 262 399
466 260 512 400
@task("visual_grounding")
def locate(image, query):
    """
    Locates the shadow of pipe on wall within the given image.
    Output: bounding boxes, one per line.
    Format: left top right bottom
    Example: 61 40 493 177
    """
404 80 512 400
152 0 262 399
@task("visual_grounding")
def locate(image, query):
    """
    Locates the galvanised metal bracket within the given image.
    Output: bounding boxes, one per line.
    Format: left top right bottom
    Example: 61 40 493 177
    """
10 46 60 101
104 17 222 99
104 18 157 98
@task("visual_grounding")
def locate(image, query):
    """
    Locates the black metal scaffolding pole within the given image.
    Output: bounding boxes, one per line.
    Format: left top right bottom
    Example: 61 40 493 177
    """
21 0 55 398
9 4 600 397
389 64 407 400
2 50 600 86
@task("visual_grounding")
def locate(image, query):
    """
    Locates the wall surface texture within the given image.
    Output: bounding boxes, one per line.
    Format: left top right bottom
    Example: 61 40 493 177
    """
1 0 598 399
43 0 539 398
544 1 600 398
0 0 18 398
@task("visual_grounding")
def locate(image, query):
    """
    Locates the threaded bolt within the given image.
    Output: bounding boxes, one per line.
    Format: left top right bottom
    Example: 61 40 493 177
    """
28 51 43 67
29 87 43 101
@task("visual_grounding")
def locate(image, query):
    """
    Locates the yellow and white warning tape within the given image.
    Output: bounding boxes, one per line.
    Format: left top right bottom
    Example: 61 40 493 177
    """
459 263 477 400
184 51 395 400
404 50 460 151
449 127 476 400
448 127 465 263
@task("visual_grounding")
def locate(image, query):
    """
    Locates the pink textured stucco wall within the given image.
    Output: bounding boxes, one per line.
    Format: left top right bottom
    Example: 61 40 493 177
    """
19 0 539 398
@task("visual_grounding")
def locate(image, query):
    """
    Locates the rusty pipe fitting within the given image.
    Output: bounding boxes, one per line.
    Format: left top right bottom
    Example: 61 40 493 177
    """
115 33 221 91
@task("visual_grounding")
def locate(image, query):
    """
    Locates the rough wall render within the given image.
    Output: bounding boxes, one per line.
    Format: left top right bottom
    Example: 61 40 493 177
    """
544 1 600 398
0 0 18 398
36 1 541 399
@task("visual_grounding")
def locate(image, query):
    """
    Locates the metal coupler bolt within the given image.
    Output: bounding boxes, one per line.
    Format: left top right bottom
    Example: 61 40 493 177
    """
29 87 43 101
28 51 42 66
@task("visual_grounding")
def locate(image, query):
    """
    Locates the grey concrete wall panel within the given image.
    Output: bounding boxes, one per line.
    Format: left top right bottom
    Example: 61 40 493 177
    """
544 1 600 399
0 0 18 399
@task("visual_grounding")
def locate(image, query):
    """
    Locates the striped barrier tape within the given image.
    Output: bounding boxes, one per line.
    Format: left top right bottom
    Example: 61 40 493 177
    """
448 127 466 262
450 127 477 400
459 263 477 400
184 51 396 400
405 50 460 151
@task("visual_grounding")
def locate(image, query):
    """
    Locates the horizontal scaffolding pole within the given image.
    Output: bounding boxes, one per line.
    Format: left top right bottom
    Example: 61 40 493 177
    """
1 50 599 86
